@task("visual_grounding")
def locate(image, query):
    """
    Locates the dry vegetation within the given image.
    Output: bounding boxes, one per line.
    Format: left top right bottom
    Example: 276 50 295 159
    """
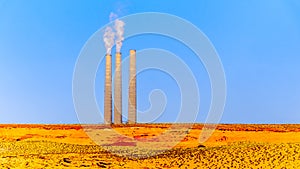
0 124 299 168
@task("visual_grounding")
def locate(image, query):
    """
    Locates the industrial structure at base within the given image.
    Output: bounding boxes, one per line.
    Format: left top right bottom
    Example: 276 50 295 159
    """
104 50 136 124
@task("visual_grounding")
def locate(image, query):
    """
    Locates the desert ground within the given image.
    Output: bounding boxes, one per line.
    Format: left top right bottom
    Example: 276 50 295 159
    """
0 124 299 168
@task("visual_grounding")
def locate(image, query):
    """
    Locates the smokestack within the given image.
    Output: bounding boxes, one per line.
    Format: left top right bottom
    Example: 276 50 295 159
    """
114 52 122 124
128 50 137 124
104 54 112 124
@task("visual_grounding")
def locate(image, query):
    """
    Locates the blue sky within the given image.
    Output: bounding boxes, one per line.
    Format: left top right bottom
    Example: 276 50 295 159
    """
0 0 300 124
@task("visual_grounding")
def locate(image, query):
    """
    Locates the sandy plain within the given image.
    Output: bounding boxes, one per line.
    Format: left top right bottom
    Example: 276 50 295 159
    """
0 124 299 168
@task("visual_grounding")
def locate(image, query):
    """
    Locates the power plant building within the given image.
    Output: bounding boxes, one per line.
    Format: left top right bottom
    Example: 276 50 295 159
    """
104 50 136 124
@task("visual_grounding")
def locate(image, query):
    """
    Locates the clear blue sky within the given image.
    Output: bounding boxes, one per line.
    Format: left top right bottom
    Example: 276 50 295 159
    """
0 0 300 124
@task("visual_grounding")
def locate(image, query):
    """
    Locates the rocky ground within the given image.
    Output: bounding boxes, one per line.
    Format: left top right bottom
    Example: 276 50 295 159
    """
0 140 299 168
0 124 299 168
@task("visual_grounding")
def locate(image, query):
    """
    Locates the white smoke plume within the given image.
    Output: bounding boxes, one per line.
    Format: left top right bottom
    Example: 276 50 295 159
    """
103 12 125 54
103 26 115 55
114 19 125 53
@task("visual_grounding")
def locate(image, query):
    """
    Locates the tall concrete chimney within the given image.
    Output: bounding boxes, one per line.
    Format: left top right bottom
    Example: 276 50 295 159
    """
104 54 112 124
114 52 122 124
128 49 136 124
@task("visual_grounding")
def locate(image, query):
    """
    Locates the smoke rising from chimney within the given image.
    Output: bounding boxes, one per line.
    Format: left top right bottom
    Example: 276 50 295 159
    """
114 19 125 53
103 27 115 55
103 12 125 54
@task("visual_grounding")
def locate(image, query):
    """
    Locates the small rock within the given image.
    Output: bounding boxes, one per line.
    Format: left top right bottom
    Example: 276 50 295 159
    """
97 163 107 168
63 158 71 163
80 164 90 167
197 144 206 148
99 161 111 165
